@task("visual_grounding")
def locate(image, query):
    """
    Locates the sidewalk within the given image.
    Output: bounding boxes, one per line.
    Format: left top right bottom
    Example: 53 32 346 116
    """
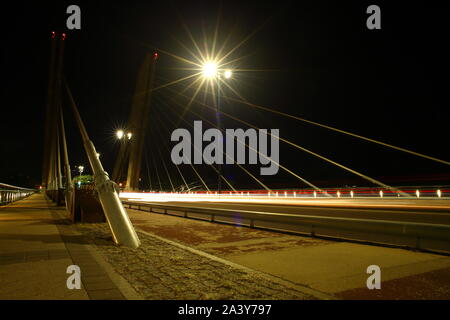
4 193 448 300
0 193 326 300
0 193 137 299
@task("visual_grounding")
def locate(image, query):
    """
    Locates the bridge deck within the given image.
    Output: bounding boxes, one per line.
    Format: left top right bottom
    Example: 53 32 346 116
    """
124 206 450 299
1 193 449 299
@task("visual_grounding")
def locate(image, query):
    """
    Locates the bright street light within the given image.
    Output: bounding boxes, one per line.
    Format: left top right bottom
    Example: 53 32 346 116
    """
77 165 84 187
224 69 232 79
116 130 124 139
200 62 233 194
127 132 132 140
202 62 218 78
201 62 233 80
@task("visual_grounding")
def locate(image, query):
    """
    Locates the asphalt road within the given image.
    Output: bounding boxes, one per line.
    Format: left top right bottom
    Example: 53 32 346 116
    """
127 199 450 225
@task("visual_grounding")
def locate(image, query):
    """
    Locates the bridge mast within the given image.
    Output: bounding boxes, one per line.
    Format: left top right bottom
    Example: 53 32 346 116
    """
124 52 158 191
42 32 65 204
42 33 58 189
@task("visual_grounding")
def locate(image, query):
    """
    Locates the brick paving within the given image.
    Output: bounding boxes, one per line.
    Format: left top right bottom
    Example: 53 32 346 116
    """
119 207 450 299
0 193 127 300
335 267 450 300
75 223 320 300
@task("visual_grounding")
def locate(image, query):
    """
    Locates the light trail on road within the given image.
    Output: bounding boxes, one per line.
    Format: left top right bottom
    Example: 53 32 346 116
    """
120 190 450 252
119 191 450 212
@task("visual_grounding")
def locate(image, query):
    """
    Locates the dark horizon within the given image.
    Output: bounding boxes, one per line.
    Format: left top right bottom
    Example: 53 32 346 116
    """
2 0 449 189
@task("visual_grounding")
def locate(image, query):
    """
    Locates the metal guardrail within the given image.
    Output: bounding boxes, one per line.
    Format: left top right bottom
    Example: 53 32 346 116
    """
0 183 35 206
122 200 450 252
174 185 450 198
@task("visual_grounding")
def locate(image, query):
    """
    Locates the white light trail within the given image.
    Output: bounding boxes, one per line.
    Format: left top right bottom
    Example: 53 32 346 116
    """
118 192 450 210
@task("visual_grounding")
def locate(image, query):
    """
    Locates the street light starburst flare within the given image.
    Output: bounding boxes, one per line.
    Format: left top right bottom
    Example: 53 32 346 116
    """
202 62 218 78
224 70 232 79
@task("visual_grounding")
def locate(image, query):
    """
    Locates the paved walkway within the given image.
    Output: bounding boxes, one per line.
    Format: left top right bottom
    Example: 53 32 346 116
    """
0 193 137 299
124 207 450 299
0 193 325 300
2 193 449 300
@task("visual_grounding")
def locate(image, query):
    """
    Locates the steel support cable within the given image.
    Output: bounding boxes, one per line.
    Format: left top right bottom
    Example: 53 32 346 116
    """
222 96 450 167
48 111 58 191
150 97 213 192
149 99 210 191
153 95 236 191
162 85 406 196
158 78 313 192
151 116 190 191
59 107 72 187
151 114 190 190
156 91 270 191
153 94 225 191
219 105 405 195
142 118 167 192
144 149 153 190
55 110 63 189
145 124 169 191
158 88 325 194
146 113 180 191
155 138 175 192
150 149 163 191
154 105 213 193
59 105 73 212
157 96 273 192
150 106 211 192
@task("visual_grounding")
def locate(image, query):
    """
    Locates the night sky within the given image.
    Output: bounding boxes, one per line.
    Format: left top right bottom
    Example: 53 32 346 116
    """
2 0 449 190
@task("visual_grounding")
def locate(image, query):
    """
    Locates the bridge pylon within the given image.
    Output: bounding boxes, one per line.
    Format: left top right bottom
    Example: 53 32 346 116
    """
123 52 158 192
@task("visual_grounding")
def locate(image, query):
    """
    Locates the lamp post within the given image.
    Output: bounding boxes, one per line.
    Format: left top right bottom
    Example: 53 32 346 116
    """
116 130 124 140
116 129 132 142
201 62 232 195
77 165 84 188
113 129 132 185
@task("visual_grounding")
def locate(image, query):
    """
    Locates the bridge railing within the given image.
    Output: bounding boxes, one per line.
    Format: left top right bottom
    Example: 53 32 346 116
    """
179 185 450 198
0 183 35 206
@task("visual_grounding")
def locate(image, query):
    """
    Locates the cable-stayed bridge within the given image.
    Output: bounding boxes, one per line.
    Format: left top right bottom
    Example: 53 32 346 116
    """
25 32 449 254
1 15 450 300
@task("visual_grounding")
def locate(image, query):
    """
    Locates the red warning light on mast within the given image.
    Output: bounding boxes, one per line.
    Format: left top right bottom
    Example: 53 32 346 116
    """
153 52 158 60
61 33 66 40
51 31 56 39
